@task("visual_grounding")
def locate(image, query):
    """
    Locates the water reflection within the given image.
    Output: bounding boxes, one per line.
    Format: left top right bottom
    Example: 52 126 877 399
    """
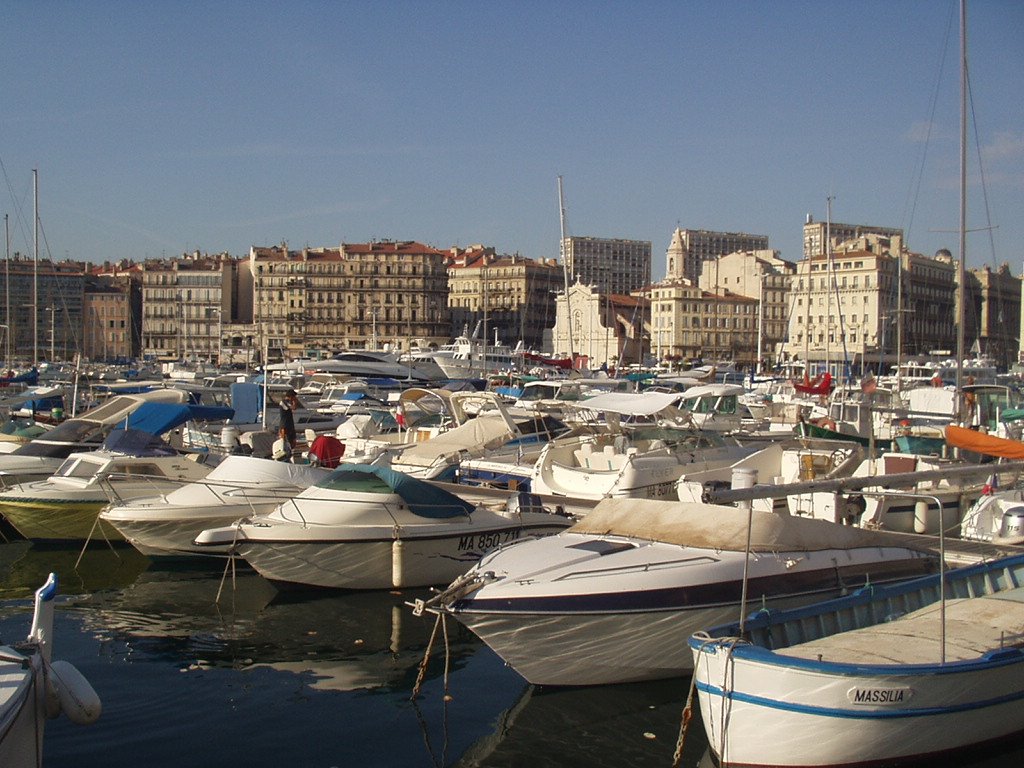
455 679 697 768
0 541 150 598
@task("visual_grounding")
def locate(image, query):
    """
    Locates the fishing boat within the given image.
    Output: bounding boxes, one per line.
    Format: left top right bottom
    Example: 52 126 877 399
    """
415 497 938 686
193 464 574 589
99 455 331 557
0 573 101 767
689 552 1024 767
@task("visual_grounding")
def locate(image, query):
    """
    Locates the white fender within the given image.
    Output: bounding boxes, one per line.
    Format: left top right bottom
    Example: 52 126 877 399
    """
50 660 102 725
392 538 404 589
41 657 62 719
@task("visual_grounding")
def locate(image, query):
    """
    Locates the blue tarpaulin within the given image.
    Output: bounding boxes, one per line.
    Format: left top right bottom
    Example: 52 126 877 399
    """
229 382 261 425
124 402 234 436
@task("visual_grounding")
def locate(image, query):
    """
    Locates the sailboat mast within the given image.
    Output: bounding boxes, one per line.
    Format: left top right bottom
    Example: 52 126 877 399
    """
4 213 9 368
557 176 575 365
825 195 833 377
33 169 38 367
955 0 967 400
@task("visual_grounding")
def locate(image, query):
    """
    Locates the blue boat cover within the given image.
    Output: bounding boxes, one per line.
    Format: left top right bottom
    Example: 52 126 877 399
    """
229 382 261 425
316 464 475 519
125 402 235 435
102 428 179 456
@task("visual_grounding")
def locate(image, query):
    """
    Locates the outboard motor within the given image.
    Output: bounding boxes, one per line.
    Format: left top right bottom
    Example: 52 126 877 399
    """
998 505 1024 542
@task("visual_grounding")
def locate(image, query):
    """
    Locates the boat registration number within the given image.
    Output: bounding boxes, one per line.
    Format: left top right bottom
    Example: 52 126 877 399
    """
457 530 521 552
847 687 914 705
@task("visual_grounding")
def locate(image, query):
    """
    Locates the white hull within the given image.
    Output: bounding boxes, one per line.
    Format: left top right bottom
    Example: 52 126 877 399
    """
693 648 1024 767
0 654 45 768
691 553 1024 766
103 512 254 556
235 522 567 589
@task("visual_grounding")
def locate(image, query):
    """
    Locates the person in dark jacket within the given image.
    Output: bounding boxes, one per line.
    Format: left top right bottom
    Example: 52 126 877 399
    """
277 389 301 447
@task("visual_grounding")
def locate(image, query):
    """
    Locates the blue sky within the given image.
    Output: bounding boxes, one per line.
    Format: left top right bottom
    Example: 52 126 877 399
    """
3 1 1022 279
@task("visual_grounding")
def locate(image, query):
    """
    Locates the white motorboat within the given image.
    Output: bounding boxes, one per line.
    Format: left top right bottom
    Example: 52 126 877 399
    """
528 391 760 500
299 350 434 382
433 335 520 379
689 552 1024 767
99 455 331 557
194 464 575 589
0 389 190 487
415 497 938 686
0 573 101 767
367 390 572 482
0 429 214 543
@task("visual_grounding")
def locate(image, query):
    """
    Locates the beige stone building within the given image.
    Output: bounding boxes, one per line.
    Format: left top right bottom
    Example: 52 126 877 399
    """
83 263 141 362
250 240 450 360
447 246 562 350
780 235 959 374
697 250 795 367
801 216 903 259
551 282 648 369
961 262 1021 370
141 252 236 362
648 279 759 367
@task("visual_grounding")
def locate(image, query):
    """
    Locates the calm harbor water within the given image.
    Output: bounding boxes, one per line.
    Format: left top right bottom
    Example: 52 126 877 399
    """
1 541 1022 768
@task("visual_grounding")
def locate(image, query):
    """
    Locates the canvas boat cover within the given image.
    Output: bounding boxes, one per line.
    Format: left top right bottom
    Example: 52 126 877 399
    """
394 415 515 468
945 423 1024 459
575 391 684 417
569 498 933 555
201 454 329 487
315 464 475 519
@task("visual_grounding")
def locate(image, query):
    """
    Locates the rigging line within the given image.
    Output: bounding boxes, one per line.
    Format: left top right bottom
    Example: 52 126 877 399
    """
0 157 35 255
900 0 958 246
966 64 1001 268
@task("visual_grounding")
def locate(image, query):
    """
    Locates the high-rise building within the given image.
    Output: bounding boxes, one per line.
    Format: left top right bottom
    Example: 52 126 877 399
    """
802 215 903 259
664 228 769 283
560 236 651 296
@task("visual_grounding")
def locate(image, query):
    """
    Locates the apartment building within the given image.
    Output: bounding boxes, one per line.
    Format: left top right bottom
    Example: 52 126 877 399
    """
664 227 769 284
560 236 651 296
780 235 958 373
648 278 759 367
141 252 236 362
964 262 1021 369
0 256 85 364
447 246 562 350
250 240 450 360
83 262 142 361
697 249 796 368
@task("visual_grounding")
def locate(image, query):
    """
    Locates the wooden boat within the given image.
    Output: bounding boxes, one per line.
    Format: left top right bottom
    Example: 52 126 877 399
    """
689 552 1024 767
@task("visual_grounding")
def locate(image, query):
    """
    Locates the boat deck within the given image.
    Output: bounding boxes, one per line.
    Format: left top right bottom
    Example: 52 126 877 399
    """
776 587 1024 665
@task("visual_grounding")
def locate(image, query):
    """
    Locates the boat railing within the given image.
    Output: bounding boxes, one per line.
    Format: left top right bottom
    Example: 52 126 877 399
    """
98 472 306 512
740 552 1024 654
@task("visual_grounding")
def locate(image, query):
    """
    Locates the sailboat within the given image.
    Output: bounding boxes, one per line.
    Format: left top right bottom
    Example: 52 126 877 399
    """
688 6 1024 766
